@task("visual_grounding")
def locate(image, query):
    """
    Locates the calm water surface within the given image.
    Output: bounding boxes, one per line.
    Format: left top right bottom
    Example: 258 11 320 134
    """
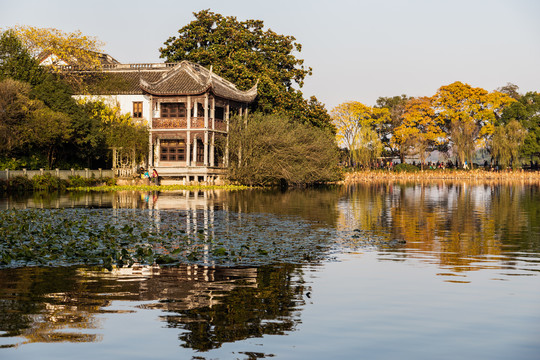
1 183 539 359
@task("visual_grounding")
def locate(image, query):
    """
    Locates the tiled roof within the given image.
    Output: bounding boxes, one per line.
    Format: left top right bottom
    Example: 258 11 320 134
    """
87 61 257 103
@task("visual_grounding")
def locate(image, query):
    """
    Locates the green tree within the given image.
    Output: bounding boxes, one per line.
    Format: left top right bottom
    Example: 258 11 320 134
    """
160 9 333 132
227 113 340 186
490 120 526 169
0 78 72 168
0 30 45 85
0 79 35 154
375 94 410 160
81 100 149 166
27 107 72 168
500 91 540 164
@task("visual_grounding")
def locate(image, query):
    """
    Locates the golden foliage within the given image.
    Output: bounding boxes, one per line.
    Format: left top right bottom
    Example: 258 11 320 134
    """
431 81 515 165
392 96 446 167
331 101 390 166
10 25 104 71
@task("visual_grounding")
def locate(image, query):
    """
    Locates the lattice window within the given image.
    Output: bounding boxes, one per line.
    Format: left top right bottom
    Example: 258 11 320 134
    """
161 103 186 118
160 140 186 161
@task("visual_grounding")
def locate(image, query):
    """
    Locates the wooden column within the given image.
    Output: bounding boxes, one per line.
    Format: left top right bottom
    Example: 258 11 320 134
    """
148 134 153 167
187 96 191 167
186 131 191 167
210 132 215 167
238 106 243 166
155 138 160 167
225 103 230 167
204 94 209 166
192 135 198 165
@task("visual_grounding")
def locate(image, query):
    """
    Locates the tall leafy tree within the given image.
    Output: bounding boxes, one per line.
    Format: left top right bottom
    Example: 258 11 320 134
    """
431 81 515 167
331 101 389 167
500 91 540 163
81 99 149 166
491 120 526 168
0 30 45 85
160 9 333 132
375 94 410 160
0 78 71 168
392 97 446 169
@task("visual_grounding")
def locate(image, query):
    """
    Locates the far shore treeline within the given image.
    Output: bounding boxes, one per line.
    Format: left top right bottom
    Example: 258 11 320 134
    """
1 10 539 188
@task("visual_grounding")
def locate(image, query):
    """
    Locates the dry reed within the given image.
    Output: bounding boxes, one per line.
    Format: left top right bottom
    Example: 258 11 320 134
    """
341 169 540 185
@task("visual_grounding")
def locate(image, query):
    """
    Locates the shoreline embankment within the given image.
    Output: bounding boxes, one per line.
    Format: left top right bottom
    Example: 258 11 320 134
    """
340 170 540 184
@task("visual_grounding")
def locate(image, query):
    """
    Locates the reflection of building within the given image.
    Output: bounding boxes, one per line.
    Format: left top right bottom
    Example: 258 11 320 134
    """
1 264 260 348
84 264 258 311
74 59 257 182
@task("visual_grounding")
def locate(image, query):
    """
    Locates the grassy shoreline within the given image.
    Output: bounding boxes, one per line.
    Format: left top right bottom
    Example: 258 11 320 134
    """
340 169 540 184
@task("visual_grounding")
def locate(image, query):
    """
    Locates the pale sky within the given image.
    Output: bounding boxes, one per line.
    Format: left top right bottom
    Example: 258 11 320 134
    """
1 0 539 110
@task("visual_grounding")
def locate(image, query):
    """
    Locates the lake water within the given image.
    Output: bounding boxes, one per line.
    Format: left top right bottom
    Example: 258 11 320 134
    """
1 183 539 359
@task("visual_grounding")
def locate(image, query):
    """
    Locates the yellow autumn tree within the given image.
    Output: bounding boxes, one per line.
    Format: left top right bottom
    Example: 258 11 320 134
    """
331 101 389 167
431 81 515 167
392 97 446 169
11 26 104 71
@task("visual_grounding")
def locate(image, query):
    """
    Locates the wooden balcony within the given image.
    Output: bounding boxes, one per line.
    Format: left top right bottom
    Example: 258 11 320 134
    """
152 117 228 131
152 118 187 129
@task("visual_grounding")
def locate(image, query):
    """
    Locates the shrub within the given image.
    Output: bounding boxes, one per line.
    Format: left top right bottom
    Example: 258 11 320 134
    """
0 179 8 192
68 175 96 187
32 173 67 191
67 175 116 188
227 113 342 186
394 163 419 173
104 177 116 186
8 176 33 192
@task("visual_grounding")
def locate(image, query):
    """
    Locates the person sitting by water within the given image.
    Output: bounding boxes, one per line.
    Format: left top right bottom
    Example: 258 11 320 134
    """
152 169 159 185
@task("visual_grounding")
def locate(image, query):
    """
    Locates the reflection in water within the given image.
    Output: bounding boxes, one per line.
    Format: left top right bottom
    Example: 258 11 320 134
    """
1 184 539 271
0 183 539 356
0 263 307 351
336 183 540 274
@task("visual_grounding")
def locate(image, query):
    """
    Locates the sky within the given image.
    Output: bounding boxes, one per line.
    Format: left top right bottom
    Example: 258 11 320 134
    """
1 0 539 110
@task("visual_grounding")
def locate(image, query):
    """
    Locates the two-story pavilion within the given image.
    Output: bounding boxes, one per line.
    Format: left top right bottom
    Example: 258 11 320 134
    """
80 60 257 183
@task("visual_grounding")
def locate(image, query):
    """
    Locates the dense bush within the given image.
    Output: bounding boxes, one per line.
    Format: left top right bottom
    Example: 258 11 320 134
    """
227 113 341 186
1 174 117 193
394 163 419 173
8 176 33 191
67 175 116 187
67 175 100 187
0 179 7 192
32 173 67 191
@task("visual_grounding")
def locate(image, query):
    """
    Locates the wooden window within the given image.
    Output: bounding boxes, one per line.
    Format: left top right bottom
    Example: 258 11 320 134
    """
133 102 143 118
161 103 186 118
160 140 185 161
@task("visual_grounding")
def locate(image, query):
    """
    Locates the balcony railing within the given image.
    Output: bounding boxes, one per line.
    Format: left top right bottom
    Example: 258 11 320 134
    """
190 117 205 128
152 117 228 131
152 118 187 129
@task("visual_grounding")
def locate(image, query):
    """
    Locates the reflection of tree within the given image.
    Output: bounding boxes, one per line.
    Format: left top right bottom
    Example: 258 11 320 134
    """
0 263 307 350
337 183 395 240
337 182 539 271
164 264 306 351
0 267 106 345
225 188 341 227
